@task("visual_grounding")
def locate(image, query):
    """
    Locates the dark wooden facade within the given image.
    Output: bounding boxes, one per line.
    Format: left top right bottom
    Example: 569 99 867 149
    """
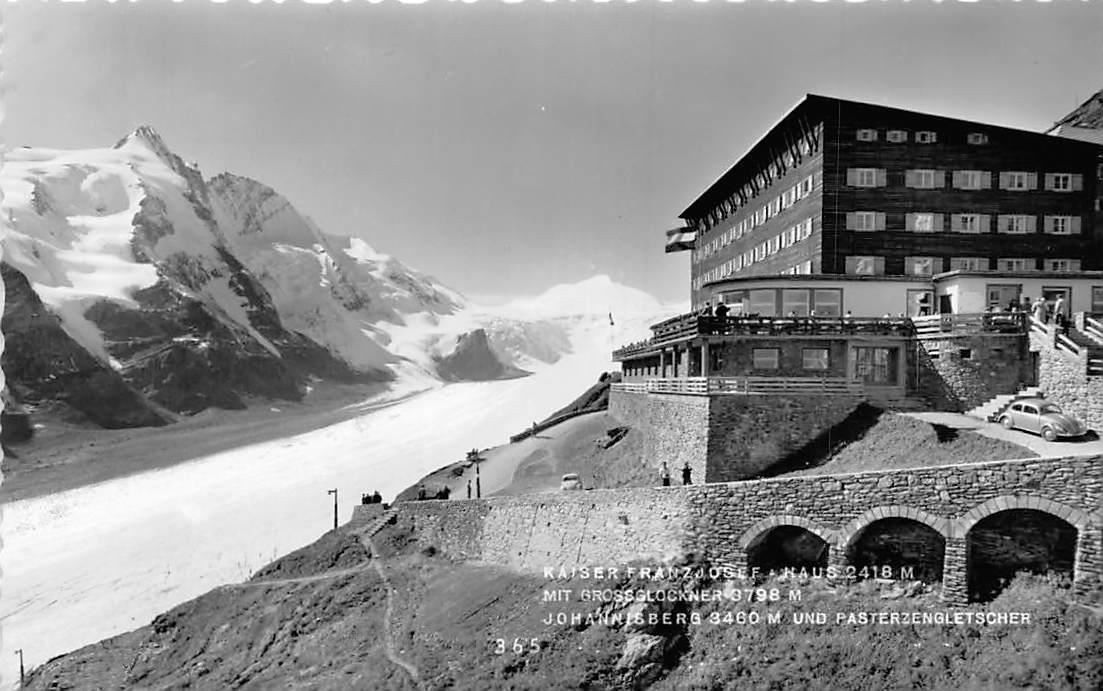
683 95 1103 309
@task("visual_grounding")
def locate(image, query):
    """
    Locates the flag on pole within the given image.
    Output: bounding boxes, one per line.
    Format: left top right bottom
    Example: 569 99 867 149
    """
608 312 615 326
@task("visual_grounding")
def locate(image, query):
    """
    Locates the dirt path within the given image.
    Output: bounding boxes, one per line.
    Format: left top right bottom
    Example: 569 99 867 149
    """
217 561 377 589
361 532 423 688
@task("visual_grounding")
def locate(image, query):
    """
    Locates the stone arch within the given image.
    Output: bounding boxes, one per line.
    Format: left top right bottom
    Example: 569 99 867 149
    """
839 506 951 550
953 495 1096 539
738 515 836 550
961 497 1089 602
740 516 835 576
840 506 949 584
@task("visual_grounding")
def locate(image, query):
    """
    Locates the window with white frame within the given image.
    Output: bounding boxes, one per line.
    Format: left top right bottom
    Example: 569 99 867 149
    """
906 256 937 276
849 168 880 187
949 257 987 271
907 169 939 189
846 256 882 275
967 132 989 145
915 131 937 144
798 260 813 274
856 129 878 142
853 211 878 231
954 170 987 190
801 176 813 196
998 258 1034 271
1045 259 1081 272
1045 216 1078 234
908 213 936 232
802 348 830 370
1002 171 1034 190
1000 215 1034 234
1050 173 1073 191
953 214 984 233
886 130 907 143
801 218 814 239
752 348 779 370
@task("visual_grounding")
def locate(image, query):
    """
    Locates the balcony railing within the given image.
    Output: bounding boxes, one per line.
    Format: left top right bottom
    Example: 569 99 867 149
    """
611 376 865 396
911 312 1026 336
614 313 914 359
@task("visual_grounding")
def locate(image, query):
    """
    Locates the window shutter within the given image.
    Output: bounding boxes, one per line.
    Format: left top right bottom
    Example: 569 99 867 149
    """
978 214 990 232
875 169 887 187
905 213 916 231
999 172 1010 189
875 213 886 231
1071 217 1082 234
845 212 857 230
933 170 945 188
1043 216 1054 233
998 215 1010 233
1026 216 1037 233
932 213 944 231
905 170 917 188
846 169 858 186
874 257 885 275
1072 174 1084 191
951 171 963 188
950 215 961 232
1027 172 1038 190
1044 173 1056 191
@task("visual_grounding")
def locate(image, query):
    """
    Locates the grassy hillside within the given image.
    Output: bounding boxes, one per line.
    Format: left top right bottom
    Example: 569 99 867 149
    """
25 517 1102 690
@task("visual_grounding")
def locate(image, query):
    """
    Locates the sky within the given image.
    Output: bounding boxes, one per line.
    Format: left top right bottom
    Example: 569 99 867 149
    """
4 1 1102 305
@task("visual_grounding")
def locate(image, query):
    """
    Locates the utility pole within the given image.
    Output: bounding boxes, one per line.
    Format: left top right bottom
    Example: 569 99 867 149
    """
473 449 482 498
15 648 24 688
327 488 338 531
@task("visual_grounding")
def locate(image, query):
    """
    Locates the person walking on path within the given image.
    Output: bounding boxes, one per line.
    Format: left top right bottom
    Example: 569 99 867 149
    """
681 462 692 485
659 461 671 487
1031 297 1048 324
1053 296 1069 334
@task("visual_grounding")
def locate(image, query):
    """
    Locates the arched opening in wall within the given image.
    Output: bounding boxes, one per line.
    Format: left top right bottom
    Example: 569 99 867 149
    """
847 518 945 583
746 526 828 576
966 509 1077 602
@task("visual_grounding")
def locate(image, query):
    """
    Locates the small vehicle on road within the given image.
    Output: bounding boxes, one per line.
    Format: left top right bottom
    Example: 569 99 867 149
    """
998 398 1087 441
560 473 583 491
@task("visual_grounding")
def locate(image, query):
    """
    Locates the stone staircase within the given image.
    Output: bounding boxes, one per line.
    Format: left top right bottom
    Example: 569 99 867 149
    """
965 386 1044 422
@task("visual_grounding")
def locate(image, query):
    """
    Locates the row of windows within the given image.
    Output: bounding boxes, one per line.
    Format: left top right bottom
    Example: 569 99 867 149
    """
845 256 1083 276
847 168 1083 191
846 212 1082 234
855 129 988 145
697 134 821 234
694 177 817 261
751 348 830 371
693 218 816 288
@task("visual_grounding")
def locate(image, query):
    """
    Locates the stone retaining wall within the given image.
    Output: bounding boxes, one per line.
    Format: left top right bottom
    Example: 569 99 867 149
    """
382 454 1103 605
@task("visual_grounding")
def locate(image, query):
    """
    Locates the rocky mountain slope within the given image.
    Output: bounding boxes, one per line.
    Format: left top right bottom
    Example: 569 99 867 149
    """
434 328 529 382
0 128 606 427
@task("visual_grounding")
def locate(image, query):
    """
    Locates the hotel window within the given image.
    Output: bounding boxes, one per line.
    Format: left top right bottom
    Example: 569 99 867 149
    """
801 176 813 196
801 218 814 239
749 289 777 316
1092 286 1103 312
802 348 830 371
1045 173 1082 192
848 211 882 231
967 132 989 145
951 214 987 233
1044 216 1080 234
906 169 943 189
813 289 842 316
906 257 937 276
906 213 941 232
854 347 898 384
949 257 987 271
953 170 990 190
856 128 878 142
782 289 811 316
886 130 907 143
752 348 780 370
999 215 1035 234
845 256 884 275
798 260 813 274
915 131 937 144
1045 259 1081 272
998 258 1034 271
1000 171 1036 191
847 168 885 188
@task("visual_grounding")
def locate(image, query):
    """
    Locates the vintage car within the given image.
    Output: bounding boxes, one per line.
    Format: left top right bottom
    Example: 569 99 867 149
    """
998 398 1087 441
560 473 583 491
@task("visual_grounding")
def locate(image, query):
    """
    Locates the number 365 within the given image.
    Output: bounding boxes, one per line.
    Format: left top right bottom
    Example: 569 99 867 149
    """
494 638 540 654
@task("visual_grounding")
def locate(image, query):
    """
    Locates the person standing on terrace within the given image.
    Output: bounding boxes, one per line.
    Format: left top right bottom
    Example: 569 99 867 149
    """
1032 297 1049 324
659 461 671 487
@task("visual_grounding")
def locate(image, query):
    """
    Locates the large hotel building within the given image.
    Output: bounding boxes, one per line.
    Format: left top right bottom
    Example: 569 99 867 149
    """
666 94 1103 316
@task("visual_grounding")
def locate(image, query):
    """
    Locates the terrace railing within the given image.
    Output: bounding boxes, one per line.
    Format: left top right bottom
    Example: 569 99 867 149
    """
911 312 1027 336
614 313 914 359
611 376 865 396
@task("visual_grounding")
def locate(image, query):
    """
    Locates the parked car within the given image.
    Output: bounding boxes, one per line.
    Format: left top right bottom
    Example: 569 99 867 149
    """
560 473 583 491
998 398 1087 441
